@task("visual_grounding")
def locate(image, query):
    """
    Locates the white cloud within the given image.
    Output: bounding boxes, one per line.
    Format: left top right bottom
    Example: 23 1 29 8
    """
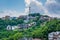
25 0 44 14
0 10 26 18
24 0 50 16
45 0 60 17
25 0 60 18
25 0 32 6
0 0 60 18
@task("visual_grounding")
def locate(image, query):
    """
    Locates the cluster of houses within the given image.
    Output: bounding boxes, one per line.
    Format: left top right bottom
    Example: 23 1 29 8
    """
1 13 53 31
1 14 58 40
48 31 60 40
2 16 17 20
19 37 41 40
7 22 36 30
1 13 52 21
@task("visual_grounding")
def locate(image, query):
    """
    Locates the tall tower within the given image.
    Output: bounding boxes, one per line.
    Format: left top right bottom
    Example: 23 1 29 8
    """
29 5 31 14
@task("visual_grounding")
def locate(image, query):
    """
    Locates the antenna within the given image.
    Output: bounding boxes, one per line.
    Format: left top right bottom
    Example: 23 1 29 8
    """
29 5 31 14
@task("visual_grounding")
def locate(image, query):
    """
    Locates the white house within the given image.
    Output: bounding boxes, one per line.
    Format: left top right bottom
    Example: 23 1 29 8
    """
7 22 36 30
7 25 12 30
48 31 60 40
39 15 53 22
7 24 30 30
7 25 18 30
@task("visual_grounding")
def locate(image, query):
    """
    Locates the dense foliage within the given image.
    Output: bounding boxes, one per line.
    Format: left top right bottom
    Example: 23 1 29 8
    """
0 16 60 40
0 18 24 30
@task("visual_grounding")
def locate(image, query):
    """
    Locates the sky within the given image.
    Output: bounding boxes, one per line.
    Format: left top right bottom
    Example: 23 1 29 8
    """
0 0 60 18
0 0 26 17
0 0 25 12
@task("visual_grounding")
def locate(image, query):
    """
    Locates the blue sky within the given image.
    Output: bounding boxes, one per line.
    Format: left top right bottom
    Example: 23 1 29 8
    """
0 0 46 12
0 0 60 18
0 0 25 12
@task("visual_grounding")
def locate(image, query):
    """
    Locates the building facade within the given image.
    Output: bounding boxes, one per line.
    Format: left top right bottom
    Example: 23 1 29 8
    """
48 31 60 40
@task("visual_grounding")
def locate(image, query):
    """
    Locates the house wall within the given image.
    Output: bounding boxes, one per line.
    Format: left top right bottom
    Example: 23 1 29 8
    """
48 32 60 40
32 38 41 40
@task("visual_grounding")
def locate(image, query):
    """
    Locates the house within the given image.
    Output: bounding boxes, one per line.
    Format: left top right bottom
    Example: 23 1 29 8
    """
18 37 32 40
48 31 60 40
18 15 28 20
19 37 42 40
32 38 42 40
29 16 36 20
24 20 29 23
17 24 29 29
2 16 10 20
7 25 12 30
7 25 18 30
10 17 17 20
30 22 36 26
17 22 36 29
7 24 30 30
7 22 36 30
24 16 29 23
2 16 17 20
39 15 52 22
